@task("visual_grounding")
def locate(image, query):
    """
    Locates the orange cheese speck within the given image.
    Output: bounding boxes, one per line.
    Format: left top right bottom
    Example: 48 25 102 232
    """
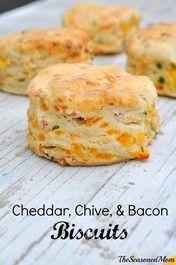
55 130 63 136
120 23 132 34
70 132 78 137
96 153 113 160
136 133 145 145
90 147 97 153
137 151 150 160
106 74 116 83
40 101 48 111
0 57 8 69
71 144 81 154
31 120 38 128
107 128 119 135
83 117 101 126
54 105 67 111
117 133 134 147
70 144 85 159
100 122 109 128
38 133 46 141
167 69 176 83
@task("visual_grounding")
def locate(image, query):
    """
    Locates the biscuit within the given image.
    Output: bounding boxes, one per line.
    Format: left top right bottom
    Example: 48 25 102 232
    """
63 3 140 55
126 23 176 97
0 28 91 95
27 63 160 166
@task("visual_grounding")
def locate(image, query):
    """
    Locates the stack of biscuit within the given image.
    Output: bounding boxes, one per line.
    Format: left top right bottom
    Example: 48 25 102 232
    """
4 3 176 166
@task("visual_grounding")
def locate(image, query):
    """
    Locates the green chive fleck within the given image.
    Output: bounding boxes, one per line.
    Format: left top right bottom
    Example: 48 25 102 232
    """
141 146 144 152
156 62 162 69
18 78 25 82
52 125 60 130
151 123 157 134
171 63 176 69
158 76 165 84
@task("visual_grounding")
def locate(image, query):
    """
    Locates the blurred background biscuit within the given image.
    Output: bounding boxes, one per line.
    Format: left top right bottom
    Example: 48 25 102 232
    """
64 3 140 55
0 28 91 95
126 23 176 97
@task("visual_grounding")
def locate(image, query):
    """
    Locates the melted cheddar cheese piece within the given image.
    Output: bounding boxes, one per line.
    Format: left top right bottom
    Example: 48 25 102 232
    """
95 153 113 160
55 130 64 136
0 57 8 69
37 133 46 141
117 133 134 147
100 122 109 128
167 69 176 83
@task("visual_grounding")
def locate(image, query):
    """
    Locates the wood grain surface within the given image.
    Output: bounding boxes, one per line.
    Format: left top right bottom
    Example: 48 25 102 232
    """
0 1 176 265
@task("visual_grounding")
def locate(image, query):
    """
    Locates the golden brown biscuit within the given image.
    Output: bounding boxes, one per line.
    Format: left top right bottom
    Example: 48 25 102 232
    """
27 63 160 166
64 3 140 55
126 23 176 97
0 28 91 95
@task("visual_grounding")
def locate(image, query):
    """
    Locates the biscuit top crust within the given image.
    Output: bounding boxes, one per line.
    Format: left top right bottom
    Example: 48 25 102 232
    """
127 23 176 61
64 3 140 30
28 63 157 113
0 28 89 53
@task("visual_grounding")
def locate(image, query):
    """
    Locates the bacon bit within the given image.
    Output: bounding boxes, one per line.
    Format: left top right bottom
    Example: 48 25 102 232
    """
73 117 101 126
59 158 68 166
54 105 67 111
57 97 63 103
84 47 89 53
52 41 58 47
67 111 77 117
74 117 85 123
35 89 43 99
68 48 80 57
83 117 101 126
86 80 98 86
100 122 109 128
42 146 56 149
40 118 48 129
114 112 124 117
65 40 73 49
54 106 59 111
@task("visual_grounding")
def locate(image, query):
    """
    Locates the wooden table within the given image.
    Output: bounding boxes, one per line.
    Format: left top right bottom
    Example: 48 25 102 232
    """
0 1 176 264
